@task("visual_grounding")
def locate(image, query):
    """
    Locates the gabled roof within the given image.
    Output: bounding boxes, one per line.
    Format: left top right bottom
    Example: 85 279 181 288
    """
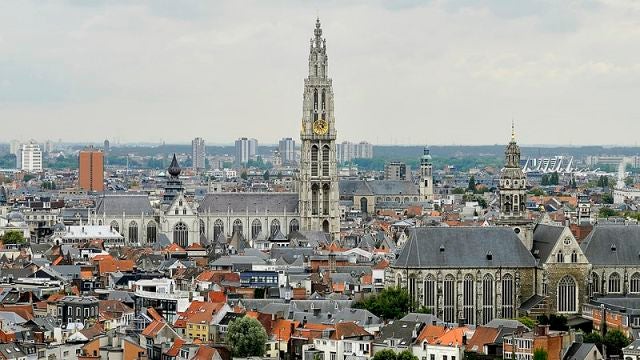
581 225 640 265
394 227 536 269
532 223 566 262
466 326 500 353
95 193 154 216
199 192 299 213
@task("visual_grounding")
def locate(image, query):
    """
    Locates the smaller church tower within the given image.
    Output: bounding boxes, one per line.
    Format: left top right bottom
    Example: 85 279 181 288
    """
419 146 434 201
498 123 533 248
163 154 184 205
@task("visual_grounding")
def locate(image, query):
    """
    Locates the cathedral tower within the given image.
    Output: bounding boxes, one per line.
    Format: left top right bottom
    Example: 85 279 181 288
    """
419 146 434 201
299 19 340 239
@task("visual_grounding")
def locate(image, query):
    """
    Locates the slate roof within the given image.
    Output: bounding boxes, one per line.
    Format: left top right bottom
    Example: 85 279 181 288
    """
394 227 536 269
564 343 599 360
532 223 566 262
339 180 419 196
95 194 154 216
199 192 299 213
581 225 640 265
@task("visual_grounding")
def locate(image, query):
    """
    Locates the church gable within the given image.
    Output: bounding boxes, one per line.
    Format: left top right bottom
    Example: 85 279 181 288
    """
166 193 195 217
534 224 587 265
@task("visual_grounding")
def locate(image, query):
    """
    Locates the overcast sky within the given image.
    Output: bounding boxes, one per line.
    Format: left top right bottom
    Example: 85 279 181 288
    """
1 1 639 146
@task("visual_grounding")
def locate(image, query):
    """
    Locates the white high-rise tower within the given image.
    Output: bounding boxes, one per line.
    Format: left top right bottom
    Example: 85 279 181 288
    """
299 19 340 239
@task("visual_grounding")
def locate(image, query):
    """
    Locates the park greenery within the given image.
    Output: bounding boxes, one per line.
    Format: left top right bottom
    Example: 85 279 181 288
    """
226 316 268 357
354 287 412 320
1 232 27 245
583 329 630 356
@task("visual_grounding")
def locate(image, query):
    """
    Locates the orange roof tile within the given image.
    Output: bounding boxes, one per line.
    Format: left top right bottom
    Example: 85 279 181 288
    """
165 243 185 252
165 338 186 357
142 320 165 337
191 345 218 360
435 327 468 347
417 325 447 343
466 326 500 353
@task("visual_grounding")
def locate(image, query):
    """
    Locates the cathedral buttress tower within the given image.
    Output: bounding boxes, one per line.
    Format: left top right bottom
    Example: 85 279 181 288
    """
299 19 340 239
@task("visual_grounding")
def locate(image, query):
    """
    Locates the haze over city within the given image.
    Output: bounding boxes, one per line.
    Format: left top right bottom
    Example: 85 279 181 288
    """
1 1 639 145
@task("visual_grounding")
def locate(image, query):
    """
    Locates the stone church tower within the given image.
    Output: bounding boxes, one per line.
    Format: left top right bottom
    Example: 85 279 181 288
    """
498 123 533 248
419 147 434 201
299 19 340 239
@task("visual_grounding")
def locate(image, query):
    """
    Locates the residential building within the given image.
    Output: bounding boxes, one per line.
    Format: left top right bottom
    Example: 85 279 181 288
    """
384 162 408 181
16 141 42 172
235 137 258 165
279 137 296 165
57 296 100 327
79 146 104 192
336 141 373 163
192 137 206 171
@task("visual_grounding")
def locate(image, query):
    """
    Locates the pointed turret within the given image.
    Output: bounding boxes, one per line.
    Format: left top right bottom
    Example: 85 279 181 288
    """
168 154 181 178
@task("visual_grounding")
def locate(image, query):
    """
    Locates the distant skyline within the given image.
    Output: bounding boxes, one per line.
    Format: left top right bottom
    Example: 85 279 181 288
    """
1 1 639 145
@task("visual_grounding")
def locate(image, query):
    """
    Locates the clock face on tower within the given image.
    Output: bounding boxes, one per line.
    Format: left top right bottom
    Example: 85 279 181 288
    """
313 119 329 135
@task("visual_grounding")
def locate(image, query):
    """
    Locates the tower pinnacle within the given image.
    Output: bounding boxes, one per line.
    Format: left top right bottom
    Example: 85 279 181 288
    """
511 120 516 142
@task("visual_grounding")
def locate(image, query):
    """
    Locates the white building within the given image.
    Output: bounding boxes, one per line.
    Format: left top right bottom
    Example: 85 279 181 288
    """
17 141 43 172
336 141 373 163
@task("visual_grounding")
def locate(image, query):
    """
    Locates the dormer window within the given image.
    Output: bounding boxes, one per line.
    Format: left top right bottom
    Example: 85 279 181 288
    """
486 251 493 260
611 244 617 252
440 245 445 252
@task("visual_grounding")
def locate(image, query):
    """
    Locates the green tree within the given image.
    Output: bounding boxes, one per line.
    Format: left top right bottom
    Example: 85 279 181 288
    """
625 177 634 187
354 287 411 320
550 172 559 185
603 329 630 356
452 188 466 195
599 207 618 218
240 171 248 180
529 188 545 196
263 170 270 181
583 332 603 349
541 174 549 186
538 314 567 331
397 350 418 360
226 316 268 357
372 349 398 360
23 174 36 182
533 348 548 360
517 316 537 329
601 193 614 204
468 176 476 191
1 231 27 245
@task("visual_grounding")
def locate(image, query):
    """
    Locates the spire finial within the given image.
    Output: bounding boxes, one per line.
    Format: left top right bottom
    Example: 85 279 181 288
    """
511 119 515 142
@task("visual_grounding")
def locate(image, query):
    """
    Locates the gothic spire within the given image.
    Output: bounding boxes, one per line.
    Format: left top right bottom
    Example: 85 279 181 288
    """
168 153 181 178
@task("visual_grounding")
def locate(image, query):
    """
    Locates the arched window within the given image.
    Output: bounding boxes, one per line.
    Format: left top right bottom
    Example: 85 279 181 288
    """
502 274 514 319
98 220 102 226
463 274 474 324
609 272 621 293
146 221 157 243
443 274 455 323
289 219 299 233
311 146 319 177
360 197 368 214
424 275 436 312
571 251 578 263
110 220 119 233
233 219 243 236
631 273 640 293
322 145 330 177
395 197 401 203
128 221 138 243
558 275 577 313
312 184 319 215
251 219 262 240
591 272 600 295
323 184 330 216
214 219 224 239
409 276 417 307
270 219 281 236
197 219 204 236
482 274 494 324
396 274 403 288
173 222 188 247
557 251 564 263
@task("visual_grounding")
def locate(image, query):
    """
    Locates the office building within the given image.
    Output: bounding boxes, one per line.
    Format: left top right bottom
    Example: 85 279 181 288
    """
17 141 43 172
235 137 258 165
336 141 373 163
79 146 104 192
192 137 206 170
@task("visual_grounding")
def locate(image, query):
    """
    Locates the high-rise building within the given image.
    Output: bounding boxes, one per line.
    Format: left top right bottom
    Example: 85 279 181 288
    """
278 137 296 165
79 146 104 192
17 141 43 172
235 137 258 166
384 161 409 181
336 141 373 163
104 139 110 153
192 137 206 170
298 19 340 238
9 140 20 156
